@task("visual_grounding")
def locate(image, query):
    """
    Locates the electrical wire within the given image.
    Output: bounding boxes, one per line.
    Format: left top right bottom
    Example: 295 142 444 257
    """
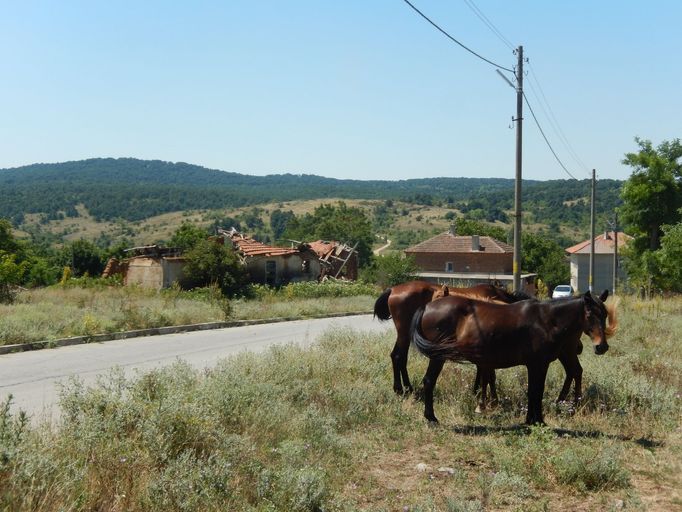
462 0 515 50
522 92 578 180
527 64 590 174
401 0 514 73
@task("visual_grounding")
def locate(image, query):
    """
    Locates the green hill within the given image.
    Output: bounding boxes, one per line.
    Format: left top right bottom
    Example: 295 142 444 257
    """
0 157 622 231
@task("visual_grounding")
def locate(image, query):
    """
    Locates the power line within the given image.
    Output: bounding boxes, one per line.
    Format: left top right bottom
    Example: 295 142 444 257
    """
462 0 515 50
401 0 514 73
523 92 578 180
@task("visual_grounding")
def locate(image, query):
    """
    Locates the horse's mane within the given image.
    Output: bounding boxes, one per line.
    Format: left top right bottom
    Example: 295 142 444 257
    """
604 299 619 338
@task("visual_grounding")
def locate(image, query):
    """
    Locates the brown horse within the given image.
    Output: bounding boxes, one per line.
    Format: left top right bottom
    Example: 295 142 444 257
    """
410 290 616 424
373 280 529 396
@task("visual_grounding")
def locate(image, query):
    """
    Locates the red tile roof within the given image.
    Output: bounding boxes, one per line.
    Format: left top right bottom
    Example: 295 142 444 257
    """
308 240 342 259
565 231 632 254
229 233 299 258
405 232 512 254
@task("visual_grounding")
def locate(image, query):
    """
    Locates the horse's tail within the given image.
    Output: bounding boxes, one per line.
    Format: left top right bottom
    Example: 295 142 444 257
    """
411 305 469 362
373 287 392 321
410 306 451 359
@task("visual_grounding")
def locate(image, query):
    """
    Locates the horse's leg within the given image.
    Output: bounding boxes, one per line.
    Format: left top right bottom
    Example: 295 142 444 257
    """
390 341 404 395
572 357 583 404
472 366 482 395
422 358 445 423
488 369 498 406
525 363 549 425
556 353 573 403
475 368 498 413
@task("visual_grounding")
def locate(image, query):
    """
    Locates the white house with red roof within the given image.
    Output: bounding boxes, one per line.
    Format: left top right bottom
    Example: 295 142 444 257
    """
565 231 632 293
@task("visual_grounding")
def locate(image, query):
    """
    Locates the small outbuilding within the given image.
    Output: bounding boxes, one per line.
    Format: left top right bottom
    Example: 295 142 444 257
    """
102 245 185 290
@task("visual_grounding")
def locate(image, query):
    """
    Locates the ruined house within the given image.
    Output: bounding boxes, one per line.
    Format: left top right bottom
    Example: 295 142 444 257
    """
308 240 359 280
219 228 322 286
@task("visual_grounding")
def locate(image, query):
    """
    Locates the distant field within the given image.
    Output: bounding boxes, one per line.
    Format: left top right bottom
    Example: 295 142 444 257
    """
1 294 680 510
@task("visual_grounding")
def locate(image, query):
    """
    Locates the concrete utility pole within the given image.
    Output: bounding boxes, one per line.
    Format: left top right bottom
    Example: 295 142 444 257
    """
589 169 596 292
612 213 618 295
512 45 524 292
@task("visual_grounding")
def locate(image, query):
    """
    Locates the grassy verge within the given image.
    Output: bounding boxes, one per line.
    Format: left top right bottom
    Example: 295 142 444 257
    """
0 281 376 346
1 295 681 510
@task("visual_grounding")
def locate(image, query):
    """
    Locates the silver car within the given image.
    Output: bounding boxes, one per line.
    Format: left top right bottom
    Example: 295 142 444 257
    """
552 285 573 298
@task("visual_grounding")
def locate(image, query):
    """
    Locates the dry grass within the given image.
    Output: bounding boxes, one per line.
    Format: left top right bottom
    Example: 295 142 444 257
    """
0 294 680 511
0 284 375 346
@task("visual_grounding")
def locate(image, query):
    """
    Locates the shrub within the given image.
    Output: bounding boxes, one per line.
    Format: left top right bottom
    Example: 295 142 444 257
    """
182 239 249 298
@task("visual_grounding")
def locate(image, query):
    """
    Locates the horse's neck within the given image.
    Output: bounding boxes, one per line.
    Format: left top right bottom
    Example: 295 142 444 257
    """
546 298 585 337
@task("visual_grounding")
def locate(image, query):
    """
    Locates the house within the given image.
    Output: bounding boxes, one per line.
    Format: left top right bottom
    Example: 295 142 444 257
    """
219 228 321 286
404 229 536 293
308 240 359 280
102 245 185 290
565 231 632 293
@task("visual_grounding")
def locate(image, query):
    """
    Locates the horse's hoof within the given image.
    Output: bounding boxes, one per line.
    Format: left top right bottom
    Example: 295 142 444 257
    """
425 414 439 424
393 386 404 395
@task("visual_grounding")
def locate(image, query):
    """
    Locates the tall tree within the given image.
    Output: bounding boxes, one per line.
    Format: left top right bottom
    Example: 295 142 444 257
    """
284 202 374 266
620 138 682 250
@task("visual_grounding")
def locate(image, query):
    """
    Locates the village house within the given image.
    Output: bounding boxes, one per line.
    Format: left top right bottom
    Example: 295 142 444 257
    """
219 228 322 286
565 230 632 293
404 228 536 293
102 245 184 290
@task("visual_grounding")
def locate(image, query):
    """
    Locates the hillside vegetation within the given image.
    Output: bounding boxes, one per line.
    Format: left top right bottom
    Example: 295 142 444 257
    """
0 158 622 233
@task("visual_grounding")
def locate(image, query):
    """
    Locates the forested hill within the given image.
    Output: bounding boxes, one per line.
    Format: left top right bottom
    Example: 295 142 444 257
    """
0 158 622 225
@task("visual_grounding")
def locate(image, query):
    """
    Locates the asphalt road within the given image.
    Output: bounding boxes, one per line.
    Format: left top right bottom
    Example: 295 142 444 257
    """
0 314 388 423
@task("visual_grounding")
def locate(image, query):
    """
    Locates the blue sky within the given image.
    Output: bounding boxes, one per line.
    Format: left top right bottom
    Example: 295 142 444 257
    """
1 1 680 181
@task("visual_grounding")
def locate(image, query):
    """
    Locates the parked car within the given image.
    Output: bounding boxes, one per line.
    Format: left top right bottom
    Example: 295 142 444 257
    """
552 285 573 298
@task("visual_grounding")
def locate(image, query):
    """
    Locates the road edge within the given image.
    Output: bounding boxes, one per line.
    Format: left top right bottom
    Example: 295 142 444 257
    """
0 311 373 355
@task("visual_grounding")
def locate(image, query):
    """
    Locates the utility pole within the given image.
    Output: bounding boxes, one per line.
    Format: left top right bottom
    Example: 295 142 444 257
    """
589 169 596 292
512 45 524 292
612 213 618 295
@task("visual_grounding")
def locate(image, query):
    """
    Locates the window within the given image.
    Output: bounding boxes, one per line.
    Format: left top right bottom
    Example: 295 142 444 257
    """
445 262 454 272
265 260 277 286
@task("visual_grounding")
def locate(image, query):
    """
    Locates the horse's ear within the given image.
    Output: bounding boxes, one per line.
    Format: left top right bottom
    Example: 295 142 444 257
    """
441 285 449 297
599 290 609 302
584 290 593 303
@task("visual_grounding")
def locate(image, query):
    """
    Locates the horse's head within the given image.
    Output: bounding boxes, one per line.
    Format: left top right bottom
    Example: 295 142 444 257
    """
583 290 614 355
432 284 449 300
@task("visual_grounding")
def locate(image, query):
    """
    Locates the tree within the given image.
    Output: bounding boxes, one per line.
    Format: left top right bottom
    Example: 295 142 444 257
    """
283 202 375 267
521 232 570 289
0 252 27 303
269 209 295 240
362 253 418 289
620 138 682 251
169 222 210 252
65 239 105 277
182 239 249 297
656 220 682 292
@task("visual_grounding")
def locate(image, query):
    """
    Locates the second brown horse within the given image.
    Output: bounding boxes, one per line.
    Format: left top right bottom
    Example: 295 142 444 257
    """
411 290 615 424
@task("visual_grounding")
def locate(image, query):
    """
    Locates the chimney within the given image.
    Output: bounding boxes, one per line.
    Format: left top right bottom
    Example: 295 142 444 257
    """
449 224 456 235
471 235 480 251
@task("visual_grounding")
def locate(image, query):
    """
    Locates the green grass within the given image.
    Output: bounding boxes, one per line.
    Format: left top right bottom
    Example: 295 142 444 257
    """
1 295 681 510
0 281 376 346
